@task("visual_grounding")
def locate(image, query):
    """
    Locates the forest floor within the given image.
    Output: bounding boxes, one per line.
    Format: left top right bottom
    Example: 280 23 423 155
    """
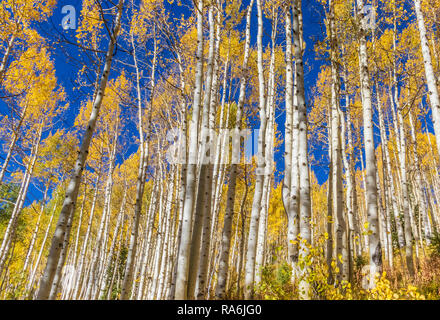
242 242 440 300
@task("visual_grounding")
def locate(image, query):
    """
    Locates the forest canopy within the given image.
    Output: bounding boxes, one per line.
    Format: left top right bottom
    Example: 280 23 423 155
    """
0 0 440 300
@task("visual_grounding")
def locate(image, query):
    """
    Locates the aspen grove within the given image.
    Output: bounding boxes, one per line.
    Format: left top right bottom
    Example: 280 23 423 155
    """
2 0 440 300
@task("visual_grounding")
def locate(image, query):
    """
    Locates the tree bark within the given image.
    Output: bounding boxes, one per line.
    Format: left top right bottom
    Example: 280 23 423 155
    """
174 0 204 300
414 0 440 157
356 0 382 289
36 0 124 300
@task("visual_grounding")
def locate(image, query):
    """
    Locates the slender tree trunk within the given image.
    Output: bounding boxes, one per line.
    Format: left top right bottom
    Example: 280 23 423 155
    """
0 123 43 275
414 0 440 157
244 0 267 299
36 0 124 300
341 96 355 281
120 19 157 299
48 204 75 300
187 6 217 299
408 113 432 242
22 186 49 274
216 0 253 299
356 0 382 289
375 84 396 269
196 10 222 298
328 0 348 283
282 5 300 282
174 0 204 300
0 33 16 86
292 0 312 299
396 104 415 276
0 103 28 186
27 203 57 296
71 168 102 299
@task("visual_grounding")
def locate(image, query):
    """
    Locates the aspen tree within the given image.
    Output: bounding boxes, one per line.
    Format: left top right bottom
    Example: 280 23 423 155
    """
413 0 440 157
244 0 268 299
197 5 224 299
282 3 300 280
0 0 56 87
0 73 65 275
175 0 204 300
291 0 312 299
22 186 49 274
408 112 432 242
26 202 57 296
187 5 216 299
119 6 157 300
0 45 59 186
340 105 356 278
36 0 125 300
356 0 382 289
0 123 43 276
255 4 278 284
216 0 254 299
327 0 348 283
71 166 102 299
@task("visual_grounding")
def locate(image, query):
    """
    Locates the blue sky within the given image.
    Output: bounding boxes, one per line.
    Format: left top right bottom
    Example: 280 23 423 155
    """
1 0 435 206
49 0 328 182
0 0 333 207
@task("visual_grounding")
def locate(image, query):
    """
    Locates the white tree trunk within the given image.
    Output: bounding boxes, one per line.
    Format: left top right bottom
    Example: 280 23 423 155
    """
414 0 440 157
187 5 216 299
356 0 382 289
215 0 253 299
174 0 204 300
36 0 124 300
27 202 57 296
292 0 312 299
0 123 43 275
328 0 348 282
244 0 267 299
